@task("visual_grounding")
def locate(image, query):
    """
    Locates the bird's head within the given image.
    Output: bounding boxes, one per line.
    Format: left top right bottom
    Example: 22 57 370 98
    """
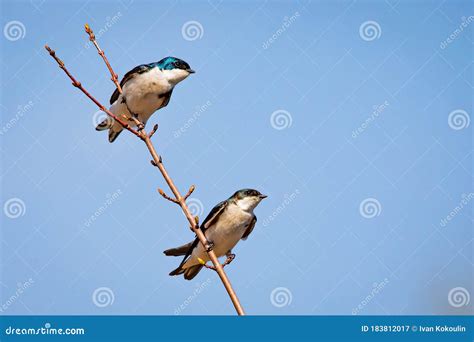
157 56 195 84
230 189 267 212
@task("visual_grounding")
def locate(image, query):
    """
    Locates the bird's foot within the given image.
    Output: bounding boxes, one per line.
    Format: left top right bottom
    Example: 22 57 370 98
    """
222 253 236 268
130 115 145 131
205 240 214 252
202 263 217 271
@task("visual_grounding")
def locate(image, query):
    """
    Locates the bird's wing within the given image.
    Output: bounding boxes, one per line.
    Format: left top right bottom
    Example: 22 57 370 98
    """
175 200 228 267
201 200 228 232
241 216 257 240
158 89 173 109
109 63 154 104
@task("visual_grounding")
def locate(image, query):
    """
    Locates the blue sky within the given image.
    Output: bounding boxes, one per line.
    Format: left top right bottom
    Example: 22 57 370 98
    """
1 0 472 315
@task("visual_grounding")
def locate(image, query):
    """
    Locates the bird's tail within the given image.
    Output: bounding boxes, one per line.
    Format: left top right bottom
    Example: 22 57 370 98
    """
169 264 203 280
95 118 123 143
163 242 193 256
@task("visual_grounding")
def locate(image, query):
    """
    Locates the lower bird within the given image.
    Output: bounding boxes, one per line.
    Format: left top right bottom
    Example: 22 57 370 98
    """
164 189 267 280
96 56 194 142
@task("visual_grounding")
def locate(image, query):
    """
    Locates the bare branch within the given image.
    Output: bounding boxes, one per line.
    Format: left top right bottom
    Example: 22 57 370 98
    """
44 45 141 140
148 124 158 138
45 30 246 315
84 24 122 93
184 184 195 200
158 188 179 204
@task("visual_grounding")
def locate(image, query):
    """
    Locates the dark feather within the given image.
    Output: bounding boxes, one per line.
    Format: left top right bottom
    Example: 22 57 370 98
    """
184 264 203 280
163 242 193 256
241 216 257 240
158 89 173 109
201 200 228 231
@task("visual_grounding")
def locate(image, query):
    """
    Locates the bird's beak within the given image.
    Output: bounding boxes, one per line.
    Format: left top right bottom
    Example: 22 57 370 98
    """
259 194 267 199
187 69 195 74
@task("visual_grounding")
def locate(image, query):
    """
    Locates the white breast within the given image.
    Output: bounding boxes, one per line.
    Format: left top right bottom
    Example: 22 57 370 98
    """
122 68 173 122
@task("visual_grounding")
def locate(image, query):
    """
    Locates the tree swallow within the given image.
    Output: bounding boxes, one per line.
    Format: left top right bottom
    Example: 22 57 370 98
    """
164 189 267 280
96 56 195 142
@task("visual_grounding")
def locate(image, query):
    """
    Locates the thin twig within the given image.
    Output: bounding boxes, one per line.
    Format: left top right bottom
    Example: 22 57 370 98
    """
44 45 140 139
84 24 122 93
148 124 158 138
128 115 145 131
200 253 235 271
183 184 195 200
45 33 245 315
158 188 179 204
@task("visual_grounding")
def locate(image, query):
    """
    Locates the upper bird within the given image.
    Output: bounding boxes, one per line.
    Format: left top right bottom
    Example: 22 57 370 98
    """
164 189 267 280
96 56 195 142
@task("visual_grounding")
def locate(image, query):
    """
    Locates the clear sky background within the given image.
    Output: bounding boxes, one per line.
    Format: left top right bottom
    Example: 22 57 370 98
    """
1 0 472 315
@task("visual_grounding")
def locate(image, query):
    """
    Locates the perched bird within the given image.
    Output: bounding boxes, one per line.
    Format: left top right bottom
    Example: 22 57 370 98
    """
96 57 195 142
164 189 267 280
